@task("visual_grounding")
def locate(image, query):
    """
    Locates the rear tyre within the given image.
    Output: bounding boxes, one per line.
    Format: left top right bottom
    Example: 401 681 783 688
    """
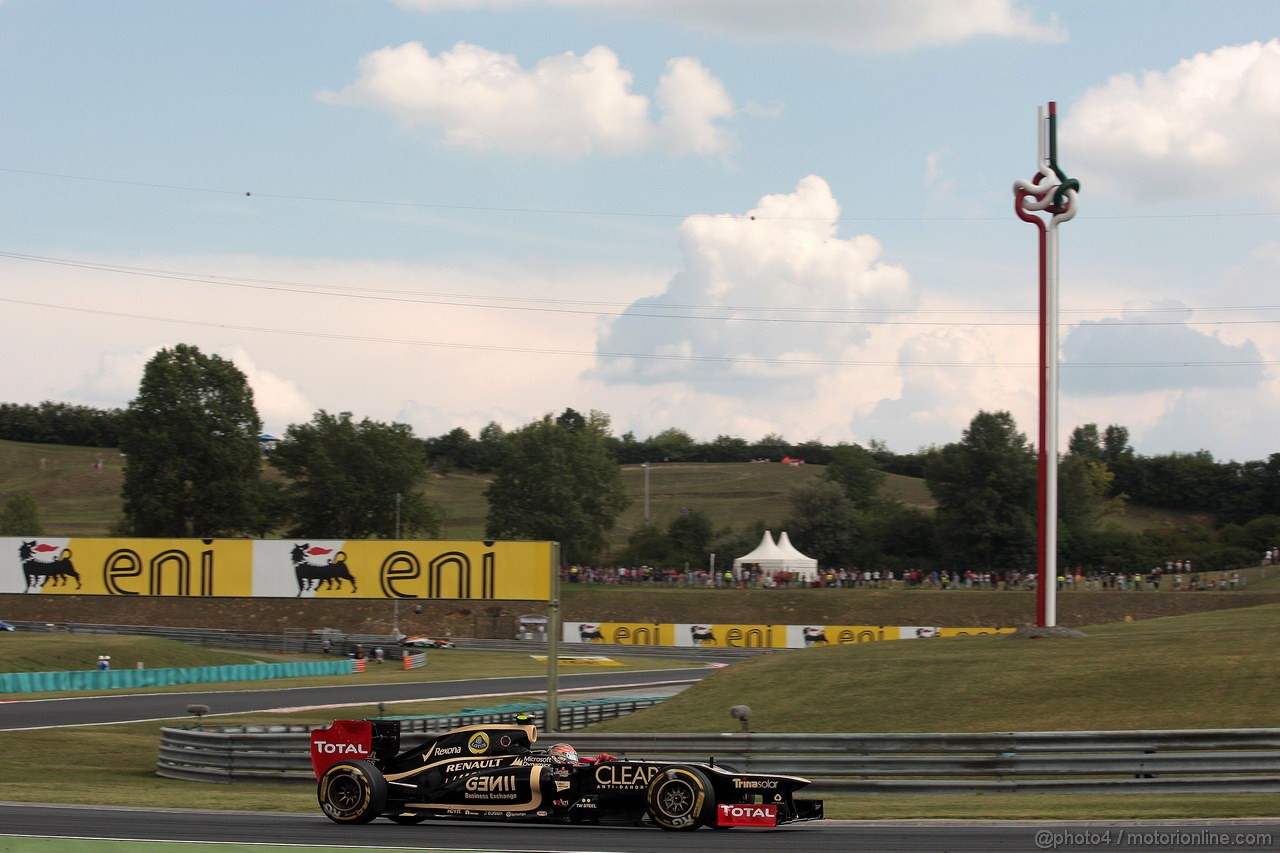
646 766 716 831
318 760 388 824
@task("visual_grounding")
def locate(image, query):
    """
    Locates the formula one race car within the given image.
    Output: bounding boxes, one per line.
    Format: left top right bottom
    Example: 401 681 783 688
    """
399 635 456 649
311 719 823 831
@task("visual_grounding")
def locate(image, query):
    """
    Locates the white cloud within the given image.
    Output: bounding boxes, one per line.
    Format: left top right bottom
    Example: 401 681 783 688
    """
655 57 736 155
1064 39 1280 202
394 0 1065 51
1061 301 1267 396
591 175 914 392
855 323 1037 452
218 346 315 436
319 42 734 158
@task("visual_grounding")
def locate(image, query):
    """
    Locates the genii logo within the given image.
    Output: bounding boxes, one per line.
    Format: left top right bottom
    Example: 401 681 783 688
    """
716 803 777 827
310 720 372 779
468 732 490 754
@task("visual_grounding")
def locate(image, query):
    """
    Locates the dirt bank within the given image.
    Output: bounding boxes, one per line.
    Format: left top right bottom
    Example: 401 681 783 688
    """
2 586 1274 636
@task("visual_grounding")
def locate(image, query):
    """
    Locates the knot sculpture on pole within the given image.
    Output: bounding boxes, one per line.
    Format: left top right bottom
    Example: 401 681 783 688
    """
1013 101 1080 630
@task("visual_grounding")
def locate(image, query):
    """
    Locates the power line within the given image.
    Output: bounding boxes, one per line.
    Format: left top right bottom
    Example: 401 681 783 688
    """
2 296 1275 370
4 250 1280 329
3 166 1278 222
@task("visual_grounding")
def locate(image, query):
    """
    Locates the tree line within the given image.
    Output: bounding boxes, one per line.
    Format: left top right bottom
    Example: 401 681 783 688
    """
2 343 1278 572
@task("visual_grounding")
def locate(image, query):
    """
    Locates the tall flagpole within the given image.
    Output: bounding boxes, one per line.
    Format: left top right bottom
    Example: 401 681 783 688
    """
1014 102 1079 628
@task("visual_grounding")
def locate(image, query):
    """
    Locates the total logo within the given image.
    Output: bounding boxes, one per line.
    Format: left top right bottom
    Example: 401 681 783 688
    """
313 741 365 755
717 803 777 827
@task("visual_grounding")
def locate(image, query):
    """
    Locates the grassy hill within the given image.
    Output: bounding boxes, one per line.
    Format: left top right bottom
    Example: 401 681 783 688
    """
0 438 1212 548
593 603 1280 733
0 440 125 536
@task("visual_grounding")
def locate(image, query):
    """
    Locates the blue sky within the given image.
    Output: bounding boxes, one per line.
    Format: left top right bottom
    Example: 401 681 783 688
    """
2 1 1278 461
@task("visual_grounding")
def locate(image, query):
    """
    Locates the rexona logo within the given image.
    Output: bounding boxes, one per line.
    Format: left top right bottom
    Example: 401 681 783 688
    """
717 803 777 827
468 733 490 754
433 746 463 756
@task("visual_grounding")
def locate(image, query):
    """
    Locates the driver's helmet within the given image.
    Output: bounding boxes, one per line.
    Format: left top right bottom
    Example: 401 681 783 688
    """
547 743 579 765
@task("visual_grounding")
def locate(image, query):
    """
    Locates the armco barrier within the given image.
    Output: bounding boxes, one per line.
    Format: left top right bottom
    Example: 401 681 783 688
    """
156 723 1280 794
0 660 353 694
156 697 668 783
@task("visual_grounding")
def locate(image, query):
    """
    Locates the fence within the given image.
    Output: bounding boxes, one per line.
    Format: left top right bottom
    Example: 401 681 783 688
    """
155 715 1280 794
0 659 354 694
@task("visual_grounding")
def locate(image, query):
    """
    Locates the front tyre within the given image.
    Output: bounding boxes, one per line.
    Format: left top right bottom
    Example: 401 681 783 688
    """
646 766 715 831
318 760 388 824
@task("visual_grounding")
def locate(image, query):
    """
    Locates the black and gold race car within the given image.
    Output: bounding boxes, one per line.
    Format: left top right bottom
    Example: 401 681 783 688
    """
310 719 824 831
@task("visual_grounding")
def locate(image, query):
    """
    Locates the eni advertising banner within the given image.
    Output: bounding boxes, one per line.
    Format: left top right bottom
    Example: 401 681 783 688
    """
1 537 553 601
568 622 674 646
565 620 1013 649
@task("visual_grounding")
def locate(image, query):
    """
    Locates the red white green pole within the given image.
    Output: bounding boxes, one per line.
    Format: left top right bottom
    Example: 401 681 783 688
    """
1014 102 1079 627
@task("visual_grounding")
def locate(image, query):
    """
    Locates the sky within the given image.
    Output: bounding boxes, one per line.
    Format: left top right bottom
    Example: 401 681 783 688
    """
2 1 1278 462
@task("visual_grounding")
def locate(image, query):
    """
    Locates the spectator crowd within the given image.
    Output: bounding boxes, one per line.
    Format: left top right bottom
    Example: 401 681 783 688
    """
561 560 1256 592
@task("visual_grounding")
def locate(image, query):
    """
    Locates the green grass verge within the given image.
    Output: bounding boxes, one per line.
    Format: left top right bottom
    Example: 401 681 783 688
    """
591 604 1280 733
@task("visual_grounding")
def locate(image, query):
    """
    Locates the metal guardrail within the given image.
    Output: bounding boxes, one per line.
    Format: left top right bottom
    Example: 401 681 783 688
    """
155 698 667 783
156 721 1280 794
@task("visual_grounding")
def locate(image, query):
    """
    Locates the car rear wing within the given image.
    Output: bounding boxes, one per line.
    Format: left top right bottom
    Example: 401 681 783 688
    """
309 719 401 778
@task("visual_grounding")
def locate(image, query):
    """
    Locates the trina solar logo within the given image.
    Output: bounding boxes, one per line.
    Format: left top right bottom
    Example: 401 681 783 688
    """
733 778 779 789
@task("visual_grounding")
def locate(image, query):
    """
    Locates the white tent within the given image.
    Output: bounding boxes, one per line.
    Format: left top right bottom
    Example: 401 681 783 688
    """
733 530 818 581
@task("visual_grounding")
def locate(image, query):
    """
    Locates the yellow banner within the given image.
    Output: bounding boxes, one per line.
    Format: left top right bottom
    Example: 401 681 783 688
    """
2 537 553 601
569 622 673 645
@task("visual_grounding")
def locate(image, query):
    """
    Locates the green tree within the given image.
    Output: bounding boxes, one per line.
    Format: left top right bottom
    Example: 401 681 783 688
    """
1067 423 1103 461
474 422 507 472
0 495 42 535
270 411 438 539
667 508 714 568
824 443 886 509
925 410 1036 568
621 522 669 566
424 427 475 472
485 410 630 563
119 344 264 537
784 479 858 567
647 427 696 462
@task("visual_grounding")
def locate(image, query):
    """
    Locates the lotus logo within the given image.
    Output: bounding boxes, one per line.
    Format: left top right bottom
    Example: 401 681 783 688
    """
468 732 490 754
